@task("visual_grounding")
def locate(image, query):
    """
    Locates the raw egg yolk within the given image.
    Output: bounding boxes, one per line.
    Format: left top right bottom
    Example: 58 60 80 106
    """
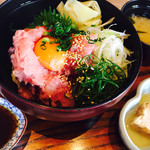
34 37 66 71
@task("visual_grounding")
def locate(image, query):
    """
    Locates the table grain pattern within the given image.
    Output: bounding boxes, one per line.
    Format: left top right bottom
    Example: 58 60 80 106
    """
1 0 148 150
15 65 150 150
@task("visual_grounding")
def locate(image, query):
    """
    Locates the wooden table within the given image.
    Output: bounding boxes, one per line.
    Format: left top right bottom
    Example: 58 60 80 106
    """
1 0 149 149
14 66 150 150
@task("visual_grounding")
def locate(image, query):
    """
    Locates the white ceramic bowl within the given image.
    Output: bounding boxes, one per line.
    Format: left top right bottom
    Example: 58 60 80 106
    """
0 97 27 150
119 78 150 150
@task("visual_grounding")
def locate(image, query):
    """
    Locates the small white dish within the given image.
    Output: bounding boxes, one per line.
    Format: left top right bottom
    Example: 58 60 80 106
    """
0 97 27 150
119 78 150 150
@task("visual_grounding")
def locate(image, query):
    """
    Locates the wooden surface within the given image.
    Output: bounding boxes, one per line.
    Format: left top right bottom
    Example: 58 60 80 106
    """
14 66 150 150
1 0 149 150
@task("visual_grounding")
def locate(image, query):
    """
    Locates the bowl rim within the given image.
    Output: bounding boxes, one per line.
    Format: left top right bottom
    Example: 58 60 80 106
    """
0 97 27 150
0 0 142 112
121 0 150 12
119 77 150 150
0 72 140 112
0 84 127 112
121 0 150 47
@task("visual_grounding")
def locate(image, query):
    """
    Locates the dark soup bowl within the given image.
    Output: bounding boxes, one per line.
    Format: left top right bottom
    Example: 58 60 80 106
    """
121 0 150 66
0 0 142 122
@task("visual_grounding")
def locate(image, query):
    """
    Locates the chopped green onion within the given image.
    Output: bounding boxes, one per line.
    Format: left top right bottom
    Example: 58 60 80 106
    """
43 32 48 36
71 54 126 106
28 7 85 52
91 24 96 27
41 37 50 43
40 43 47 50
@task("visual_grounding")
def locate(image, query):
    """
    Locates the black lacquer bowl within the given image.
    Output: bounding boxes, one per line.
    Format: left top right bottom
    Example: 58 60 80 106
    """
121 0 150 66
0 0 142 122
